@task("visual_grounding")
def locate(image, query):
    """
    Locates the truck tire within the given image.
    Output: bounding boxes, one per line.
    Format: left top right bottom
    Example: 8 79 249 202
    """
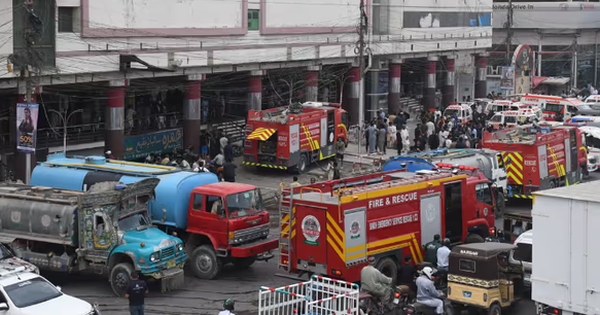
191 245 222 279
110 262 134 297
295 154 308 174
495 191 505 219
464 233 485 244
375 257 398 284
488 303 501 315
233 256 257 269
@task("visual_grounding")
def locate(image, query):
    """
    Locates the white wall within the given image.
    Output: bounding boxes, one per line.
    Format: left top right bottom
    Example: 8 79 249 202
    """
0 0 13 64
264 0 358 28
87 0 243 30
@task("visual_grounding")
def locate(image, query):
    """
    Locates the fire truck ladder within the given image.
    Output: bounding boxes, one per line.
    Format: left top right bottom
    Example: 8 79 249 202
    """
278 183 294 273
338 172 455 196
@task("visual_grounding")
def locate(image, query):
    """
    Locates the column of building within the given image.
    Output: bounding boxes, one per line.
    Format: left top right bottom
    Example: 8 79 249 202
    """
248 70 265 111
183 74 205 151
305 66 320 102
345 67 360 125
475 53 488 99
388 59 402 115
105 79 127 159
423 56 438 111
443 56 456 108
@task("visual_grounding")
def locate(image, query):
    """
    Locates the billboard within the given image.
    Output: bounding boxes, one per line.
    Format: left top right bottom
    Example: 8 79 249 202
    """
16 103 39 154
123 128 183 160
500 66 514 90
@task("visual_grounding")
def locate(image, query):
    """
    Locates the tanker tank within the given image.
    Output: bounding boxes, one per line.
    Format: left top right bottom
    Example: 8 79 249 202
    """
31 154 219 229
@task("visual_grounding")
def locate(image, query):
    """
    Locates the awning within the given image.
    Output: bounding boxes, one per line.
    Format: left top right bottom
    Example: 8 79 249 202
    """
533 76 570 88
247 128 276 141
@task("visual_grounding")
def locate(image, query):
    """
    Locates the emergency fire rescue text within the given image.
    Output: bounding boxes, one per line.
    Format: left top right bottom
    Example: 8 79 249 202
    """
368 192 418 209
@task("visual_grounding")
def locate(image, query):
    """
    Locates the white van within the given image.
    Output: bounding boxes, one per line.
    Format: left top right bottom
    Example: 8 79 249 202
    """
487 109 538 130
443 104 473 125
509 229 532 289
485 100 521 114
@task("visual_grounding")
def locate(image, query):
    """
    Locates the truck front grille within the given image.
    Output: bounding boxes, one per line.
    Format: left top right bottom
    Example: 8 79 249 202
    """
232 223 269 245
161 246 175 259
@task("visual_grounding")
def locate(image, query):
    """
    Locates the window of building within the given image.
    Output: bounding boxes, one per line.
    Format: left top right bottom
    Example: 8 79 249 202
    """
58 7 79 33
248 9 260 31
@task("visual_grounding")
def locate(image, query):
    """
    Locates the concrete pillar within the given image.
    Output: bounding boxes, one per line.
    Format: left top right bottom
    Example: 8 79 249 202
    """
248 70 265 111
423 56 438 111
443 56 456 108
345 67 360 125
105 79 127 159
475 53 488 99
183 74 205 151
388 59 402 115
305 66 320 102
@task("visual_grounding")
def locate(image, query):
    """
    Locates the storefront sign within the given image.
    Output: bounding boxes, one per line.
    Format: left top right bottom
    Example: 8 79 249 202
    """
16 103 39 154
124 128 182 160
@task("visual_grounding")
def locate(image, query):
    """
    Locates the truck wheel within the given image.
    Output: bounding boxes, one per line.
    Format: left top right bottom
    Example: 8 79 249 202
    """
488 303 501 315
464 233 485 244
233 256 257 269
375 257 398 284
191 245 222 279
296 154 308 174
495 191 505 219
110 262 134 297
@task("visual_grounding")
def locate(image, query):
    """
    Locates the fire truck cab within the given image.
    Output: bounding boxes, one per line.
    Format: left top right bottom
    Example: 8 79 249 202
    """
483 126 587 199
278 168 496 283
244 102 348 173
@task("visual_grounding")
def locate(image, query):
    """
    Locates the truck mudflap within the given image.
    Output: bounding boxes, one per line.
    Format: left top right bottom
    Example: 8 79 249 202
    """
230 235 278 259
148 265 185 293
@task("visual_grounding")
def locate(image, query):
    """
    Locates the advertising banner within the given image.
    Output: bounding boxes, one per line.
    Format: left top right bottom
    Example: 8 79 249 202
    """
16 103 39 154
124 128 183 160
500 66 514 90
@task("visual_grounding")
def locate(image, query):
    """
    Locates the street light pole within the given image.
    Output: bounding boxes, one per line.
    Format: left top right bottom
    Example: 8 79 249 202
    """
49 108 83 154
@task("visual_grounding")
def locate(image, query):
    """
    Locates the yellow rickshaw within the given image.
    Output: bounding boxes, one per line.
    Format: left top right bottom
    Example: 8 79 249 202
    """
447 243 523 315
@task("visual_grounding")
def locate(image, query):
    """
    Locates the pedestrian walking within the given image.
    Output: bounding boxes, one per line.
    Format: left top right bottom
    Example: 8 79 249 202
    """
125 271 148 315
367 122 377 154
222 161 237 182
377 123 386 154
387 122 397 149
400 125 410 155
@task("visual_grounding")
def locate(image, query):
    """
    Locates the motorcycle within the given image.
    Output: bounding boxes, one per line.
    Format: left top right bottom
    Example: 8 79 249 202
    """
416 262 447 290
403 292 454 315
360 285 410 315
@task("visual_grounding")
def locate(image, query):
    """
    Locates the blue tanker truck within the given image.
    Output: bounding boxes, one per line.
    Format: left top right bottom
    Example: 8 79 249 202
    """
31 154 278 280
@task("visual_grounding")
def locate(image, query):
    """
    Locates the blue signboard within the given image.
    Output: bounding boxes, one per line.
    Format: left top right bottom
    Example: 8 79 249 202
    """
124 128 183 160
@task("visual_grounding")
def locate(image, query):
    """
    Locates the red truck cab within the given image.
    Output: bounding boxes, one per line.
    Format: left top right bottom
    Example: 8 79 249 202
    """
185 182 278 279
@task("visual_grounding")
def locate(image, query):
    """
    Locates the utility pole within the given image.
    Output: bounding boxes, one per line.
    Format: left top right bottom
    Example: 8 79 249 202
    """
23 0 36 185
49 109 83 154
357 0 367 154
505 0 513 65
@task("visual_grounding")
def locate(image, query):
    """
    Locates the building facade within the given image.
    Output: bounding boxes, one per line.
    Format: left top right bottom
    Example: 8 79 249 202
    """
490 0 600 94
0 0 492 181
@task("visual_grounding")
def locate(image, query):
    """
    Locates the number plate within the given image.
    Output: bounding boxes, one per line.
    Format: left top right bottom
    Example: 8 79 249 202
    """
463 291 472 298
167 260 176 268
393 298 399 304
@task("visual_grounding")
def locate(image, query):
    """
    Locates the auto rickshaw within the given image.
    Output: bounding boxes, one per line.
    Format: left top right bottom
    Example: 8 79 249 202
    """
446 243 523 315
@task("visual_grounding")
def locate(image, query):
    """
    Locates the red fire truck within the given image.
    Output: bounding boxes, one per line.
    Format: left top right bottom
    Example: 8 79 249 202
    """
244 102 349 173
277 167 496 283
483 125 587 199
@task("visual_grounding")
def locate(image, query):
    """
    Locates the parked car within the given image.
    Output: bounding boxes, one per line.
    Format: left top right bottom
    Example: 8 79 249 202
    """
0 267 100 315
575 103 600 116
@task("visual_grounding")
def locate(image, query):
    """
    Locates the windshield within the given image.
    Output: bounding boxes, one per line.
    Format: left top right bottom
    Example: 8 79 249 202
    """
513 243 532 262
578 104 592 110
490 115 502 122
504 116 517 124
444 109 458 116
118 212 151 232
0 245 13 260
5 277 62 308
226 189 263 219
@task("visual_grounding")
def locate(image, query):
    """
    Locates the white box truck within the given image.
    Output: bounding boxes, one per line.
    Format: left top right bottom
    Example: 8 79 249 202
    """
532 182 600 315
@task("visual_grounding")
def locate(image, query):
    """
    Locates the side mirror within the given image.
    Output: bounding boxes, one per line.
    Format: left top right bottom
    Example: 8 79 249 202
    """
0 303 8 311
56 286 62 292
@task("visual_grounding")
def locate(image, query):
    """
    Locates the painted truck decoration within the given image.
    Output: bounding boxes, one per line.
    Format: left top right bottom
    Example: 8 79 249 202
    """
244 102 349 173
31 154 278 280
0 178 187 297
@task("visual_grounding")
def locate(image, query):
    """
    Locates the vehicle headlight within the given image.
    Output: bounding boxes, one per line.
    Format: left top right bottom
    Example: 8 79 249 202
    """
149 252 159 262
177 243 184 252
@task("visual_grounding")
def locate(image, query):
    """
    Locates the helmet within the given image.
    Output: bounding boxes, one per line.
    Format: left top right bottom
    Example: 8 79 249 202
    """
422 266 434 280
223 299 235 311
442 238 451 247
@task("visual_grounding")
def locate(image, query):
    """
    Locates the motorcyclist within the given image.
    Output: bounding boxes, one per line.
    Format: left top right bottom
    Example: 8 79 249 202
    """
218 299 235 315
416 267 444 315
361 256 393 304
